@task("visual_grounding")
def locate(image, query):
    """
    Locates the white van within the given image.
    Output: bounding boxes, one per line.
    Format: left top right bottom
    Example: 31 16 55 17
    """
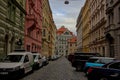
0 50 34 78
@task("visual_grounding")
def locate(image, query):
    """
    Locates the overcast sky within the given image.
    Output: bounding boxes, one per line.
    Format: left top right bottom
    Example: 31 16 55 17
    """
49 0 85 35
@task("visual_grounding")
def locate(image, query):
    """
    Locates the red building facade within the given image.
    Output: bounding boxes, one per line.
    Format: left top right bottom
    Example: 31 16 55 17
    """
24 0 42 53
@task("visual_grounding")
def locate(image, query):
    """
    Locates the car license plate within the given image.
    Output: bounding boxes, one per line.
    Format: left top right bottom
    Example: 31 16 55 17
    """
0 72 8 75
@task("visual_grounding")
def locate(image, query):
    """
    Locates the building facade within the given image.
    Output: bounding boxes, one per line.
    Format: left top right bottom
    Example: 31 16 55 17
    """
76 7 83 52
24 0 42 53
68 36 77 55
81 0 90 52
105 0 120 59
89 0 107 56
42 0 57 57
56 26 73 56
0 0 26 59
76 0 107 56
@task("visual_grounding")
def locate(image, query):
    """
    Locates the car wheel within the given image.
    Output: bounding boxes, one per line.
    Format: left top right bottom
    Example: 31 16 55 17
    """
100 77 108 80
19 68 25 78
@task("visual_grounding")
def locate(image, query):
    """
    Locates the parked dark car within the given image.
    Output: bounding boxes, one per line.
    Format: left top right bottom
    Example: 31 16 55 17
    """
84 57 115 73
67 54 74 62
71 52 101 71
86 60 120 80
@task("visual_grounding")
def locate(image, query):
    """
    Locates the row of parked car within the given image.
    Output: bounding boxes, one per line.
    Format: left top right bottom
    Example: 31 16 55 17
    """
67 52 120 80
0 50 49 79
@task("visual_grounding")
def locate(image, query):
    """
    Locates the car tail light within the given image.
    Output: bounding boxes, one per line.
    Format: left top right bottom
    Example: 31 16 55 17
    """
87 67 93 74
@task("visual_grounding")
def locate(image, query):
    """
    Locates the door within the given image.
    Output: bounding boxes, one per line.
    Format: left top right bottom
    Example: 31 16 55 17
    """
24 55 32 73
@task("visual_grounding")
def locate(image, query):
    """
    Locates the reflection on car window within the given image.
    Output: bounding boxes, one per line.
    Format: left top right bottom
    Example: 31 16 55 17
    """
4 55 23 62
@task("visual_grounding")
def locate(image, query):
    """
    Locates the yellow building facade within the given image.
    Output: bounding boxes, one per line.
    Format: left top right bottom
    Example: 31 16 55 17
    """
42 0 56 57
81 0 90 52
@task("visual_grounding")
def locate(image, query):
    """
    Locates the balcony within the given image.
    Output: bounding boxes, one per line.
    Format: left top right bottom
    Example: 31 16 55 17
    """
26 14 35 21
25 14 36 29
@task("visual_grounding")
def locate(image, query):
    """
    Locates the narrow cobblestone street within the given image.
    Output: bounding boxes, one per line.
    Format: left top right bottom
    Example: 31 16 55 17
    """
20 57 87 80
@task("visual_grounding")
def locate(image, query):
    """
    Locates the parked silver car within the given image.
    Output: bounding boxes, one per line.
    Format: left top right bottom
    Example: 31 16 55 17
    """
33 53 43 69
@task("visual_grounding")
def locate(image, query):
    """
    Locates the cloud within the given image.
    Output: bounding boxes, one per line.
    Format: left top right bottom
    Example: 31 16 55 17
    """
49 0 85 35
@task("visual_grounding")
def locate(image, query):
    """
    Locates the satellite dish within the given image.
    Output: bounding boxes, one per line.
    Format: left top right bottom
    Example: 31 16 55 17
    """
64 0 69 4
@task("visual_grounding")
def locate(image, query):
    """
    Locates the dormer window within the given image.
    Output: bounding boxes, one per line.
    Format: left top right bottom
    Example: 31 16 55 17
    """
64 32 69 35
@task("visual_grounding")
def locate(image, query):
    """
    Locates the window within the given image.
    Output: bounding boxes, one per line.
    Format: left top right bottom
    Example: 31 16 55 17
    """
43 29 46 37
108 15 110 25
111 13 114 24
7 1 16 22
8 2 11 19
119 8 120 23
36 31 39 39
11 6 16 22
64 32 69 35
27 45 30 52
20 12 23 28
24 55 29 63
109 62 120 69
4 55 23 62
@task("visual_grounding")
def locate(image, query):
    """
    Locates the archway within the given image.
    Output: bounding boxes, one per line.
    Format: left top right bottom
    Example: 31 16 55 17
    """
106 33 115 57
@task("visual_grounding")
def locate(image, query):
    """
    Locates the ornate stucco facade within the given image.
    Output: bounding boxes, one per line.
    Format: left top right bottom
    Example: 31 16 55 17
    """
56 26 73 56
105 0 120 59
89 0 107 56
24 0 42 53
42 0 56 57
0 0 26 59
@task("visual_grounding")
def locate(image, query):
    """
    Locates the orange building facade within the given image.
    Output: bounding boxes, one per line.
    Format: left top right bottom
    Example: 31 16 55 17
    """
68 36 77 55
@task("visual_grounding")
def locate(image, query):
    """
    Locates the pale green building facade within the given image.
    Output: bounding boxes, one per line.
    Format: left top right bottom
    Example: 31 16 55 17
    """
0 0 26 59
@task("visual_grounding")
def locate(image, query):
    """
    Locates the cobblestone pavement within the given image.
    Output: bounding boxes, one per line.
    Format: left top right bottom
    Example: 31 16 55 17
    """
20 57 87 80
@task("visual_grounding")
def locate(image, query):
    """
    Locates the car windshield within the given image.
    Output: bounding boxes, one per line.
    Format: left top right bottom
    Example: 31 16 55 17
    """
4 55 23 62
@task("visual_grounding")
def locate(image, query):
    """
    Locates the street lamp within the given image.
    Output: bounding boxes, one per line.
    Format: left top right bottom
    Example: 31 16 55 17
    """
64 0 69 4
